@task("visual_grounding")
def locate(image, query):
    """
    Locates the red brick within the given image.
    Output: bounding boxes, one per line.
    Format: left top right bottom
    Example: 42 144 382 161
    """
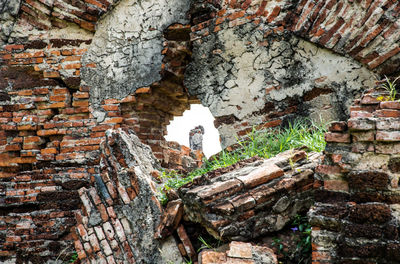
43 71 60 78
99 239 112 256
347 118 375 131
329 121 348 132
37 129 58 136
227 241 252 259
376 131 400 142
17 124 37 131
375 109 400 118
64 63 81 69
89 233 101 252
369 46 400 69
112 218 126 242
74 239 86 260
104 117 123 124
117 185 131 204
325 132 351 143
351 131 375 142
360 94 380 105
177 225 196 259
72 100 89 107
135 87 151 94
201 251 227 263
106 207 116 219
316 165 343 176
102 222 115 241
103 98 120 104
98 204 109 221
267 6 281 23
324 180 349 192
237 163 283 189
380 101 400 109
312 250 332 261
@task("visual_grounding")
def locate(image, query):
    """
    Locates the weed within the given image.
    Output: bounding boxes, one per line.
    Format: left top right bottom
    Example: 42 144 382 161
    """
197 236 216 252
377 75 400 101
291 214 312 262
68 253 78 263
271 237 284 254
158 118 328 205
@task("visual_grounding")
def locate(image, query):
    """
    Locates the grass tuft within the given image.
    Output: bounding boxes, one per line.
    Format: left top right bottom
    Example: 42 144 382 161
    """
158 118 328 205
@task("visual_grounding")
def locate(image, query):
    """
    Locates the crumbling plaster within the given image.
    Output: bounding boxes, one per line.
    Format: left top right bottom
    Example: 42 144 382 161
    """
81 0 192 114
185 23 377 147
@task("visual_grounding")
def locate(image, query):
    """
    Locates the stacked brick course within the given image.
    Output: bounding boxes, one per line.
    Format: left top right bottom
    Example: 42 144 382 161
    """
180 149 321 241
190 0 400 75
310 89 400 263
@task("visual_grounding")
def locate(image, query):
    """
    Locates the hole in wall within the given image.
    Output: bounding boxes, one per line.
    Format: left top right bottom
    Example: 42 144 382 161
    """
165 104 221 158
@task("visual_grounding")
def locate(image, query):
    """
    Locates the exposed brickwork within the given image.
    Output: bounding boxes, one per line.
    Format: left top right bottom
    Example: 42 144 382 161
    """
190 0 400 75
310 89 400 263
185 0 378 147
1 0 400 262
0 16 200 264
179 149 321 241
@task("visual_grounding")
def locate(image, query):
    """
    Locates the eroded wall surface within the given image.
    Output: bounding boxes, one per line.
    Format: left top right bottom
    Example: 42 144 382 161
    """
310 91 400 263
81 0 192 110
0 0 400 262
186 22 376 146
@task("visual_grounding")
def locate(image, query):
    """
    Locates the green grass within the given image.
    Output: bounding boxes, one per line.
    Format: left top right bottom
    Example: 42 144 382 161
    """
158 118 327 205
377 75 400 101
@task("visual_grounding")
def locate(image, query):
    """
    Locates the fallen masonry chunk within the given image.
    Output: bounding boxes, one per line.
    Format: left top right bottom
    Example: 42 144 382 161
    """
179 149 321 240
199 241 277 264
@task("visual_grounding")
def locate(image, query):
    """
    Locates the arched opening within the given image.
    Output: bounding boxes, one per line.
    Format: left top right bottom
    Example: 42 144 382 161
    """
165 104 221 159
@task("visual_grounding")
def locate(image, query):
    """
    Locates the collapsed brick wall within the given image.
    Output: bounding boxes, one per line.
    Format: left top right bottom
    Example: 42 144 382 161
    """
180 149 321 241
1 0 400 262
310 89 400 263
74 128 181 263
0 1 201 262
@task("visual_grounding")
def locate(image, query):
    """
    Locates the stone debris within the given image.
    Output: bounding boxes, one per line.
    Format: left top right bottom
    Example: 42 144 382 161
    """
155 199 184 239
199 241 277 264
74 128 183 264
179 149 321 240
1 0 400 262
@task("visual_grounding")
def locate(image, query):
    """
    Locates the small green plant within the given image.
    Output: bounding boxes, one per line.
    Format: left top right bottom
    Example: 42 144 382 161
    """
184 258 193 264
158 118 328 205
377 75 400 101
271 237 284 254
197 236 214 252
68 253 78 263
290 214 312 261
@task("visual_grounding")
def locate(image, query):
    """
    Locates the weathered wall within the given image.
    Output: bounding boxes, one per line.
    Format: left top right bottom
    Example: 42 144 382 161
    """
1 0 400 262
185 0 400 148
310 90 400 263
74 128 185 263
81 0 192 111
186 23 376 146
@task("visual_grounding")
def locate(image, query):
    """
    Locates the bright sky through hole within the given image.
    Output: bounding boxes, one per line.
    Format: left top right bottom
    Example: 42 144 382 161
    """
165 104 222 158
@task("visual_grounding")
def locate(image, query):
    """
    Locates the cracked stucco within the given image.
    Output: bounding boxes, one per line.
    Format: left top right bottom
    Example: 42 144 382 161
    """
185 23 377 147
81 0 192 111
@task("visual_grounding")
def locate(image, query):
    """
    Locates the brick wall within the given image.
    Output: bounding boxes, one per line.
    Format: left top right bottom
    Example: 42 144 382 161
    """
1 0 400 262
310 89 400 263
0 5 201 262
